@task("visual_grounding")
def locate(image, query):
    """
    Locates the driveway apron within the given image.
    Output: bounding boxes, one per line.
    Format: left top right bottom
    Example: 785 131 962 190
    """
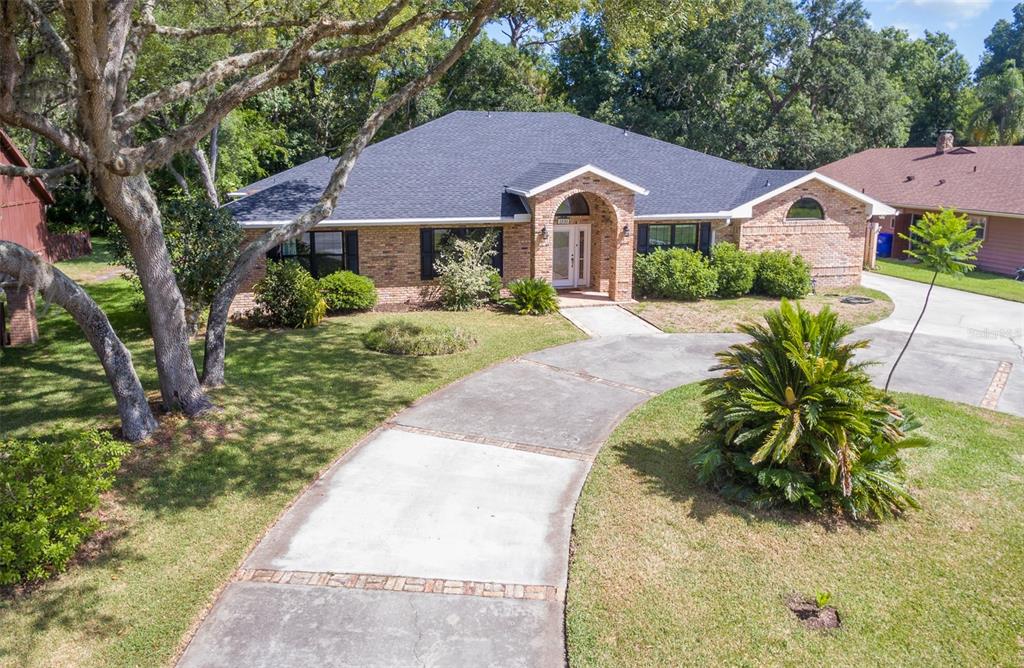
179 276 1022 667
177 331 741 668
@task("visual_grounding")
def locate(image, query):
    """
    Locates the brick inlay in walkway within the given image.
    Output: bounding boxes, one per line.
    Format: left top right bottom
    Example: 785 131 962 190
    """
518 357 658 397
981 361 1013 409
234 568 563 602
385 422 594 461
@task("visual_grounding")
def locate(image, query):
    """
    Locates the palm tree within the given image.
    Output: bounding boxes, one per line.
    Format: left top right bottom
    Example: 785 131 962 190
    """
884 208 983 392
969 63 1024 145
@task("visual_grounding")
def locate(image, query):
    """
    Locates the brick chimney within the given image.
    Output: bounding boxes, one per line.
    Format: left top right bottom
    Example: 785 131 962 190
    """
936 130 955 153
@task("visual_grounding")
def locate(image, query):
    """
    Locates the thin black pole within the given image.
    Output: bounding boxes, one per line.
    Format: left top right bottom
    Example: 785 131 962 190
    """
884 271 938 393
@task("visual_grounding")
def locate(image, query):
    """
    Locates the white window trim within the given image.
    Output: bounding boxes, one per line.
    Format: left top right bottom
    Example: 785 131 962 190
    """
969 215 987 241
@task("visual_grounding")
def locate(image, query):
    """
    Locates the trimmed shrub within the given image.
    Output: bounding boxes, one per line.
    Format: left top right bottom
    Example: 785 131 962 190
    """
694 301 928 520
506 278 558 315
362 318 474 356
254 260 326 328
754 250 812 298
319 271 377 313
434 232 500 311
1 431 129 585
633 248 718 301
710 242 756 298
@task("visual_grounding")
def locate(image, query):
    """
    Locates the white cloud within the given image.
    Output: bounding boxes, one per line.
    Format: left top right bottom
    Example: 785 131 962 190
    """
898 0 991 19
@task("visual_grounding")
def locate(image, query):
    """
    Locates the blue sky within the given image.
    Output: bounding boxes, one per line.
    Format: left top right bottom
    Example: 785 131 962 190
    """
863 0 1018 69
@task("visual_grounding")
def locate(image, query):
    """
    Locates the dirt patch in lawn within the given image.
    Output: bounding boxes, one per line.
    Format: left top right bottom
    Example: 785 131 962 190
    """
786 595 841 631
627 286 893 333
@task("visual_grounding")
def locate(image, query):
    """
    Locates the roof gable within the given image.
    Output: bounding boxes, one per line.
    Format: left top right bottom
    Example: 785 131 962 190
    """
0 130 55 206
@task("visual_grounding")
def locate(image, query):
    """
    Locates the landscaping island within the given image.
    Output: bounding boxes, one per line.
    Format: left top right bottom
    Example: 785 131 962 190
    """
567 384 1024 666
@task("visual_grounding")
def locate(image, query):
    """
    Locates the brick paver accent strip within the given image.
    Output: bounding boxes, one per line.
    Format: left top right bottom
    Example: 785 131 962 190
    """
386 422 595 461
981 361 1013 409
235 569 563 602
518 357 658 397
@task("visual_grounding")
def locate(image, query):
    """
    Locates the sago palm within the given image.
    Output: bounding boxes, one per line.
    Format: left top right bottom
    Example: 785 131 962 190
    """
695 301 928 520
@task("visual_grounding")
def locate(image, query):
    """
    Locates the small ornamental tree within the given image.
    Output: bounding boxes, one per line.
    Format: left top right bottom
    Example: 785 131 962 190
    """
112 197 242 335
694 301 929 520
434 231 500 311
885 208 982 391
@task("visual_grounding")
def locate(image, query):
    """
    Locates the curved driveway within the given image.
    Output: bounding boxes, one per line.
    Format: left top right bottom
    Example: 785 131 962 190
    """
179 274 1022 667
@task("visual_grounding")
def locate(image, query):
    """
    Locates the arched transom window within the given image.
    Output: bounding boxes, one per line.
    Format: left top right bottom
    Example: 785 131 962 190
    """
556 193 590 216
786 197 825 220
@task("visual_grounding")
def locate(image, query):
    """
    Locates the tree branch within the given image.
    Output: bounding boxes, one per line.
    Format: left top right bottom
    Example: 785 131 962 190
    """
201 0 499 386
126 3 453 172
0 160 81 188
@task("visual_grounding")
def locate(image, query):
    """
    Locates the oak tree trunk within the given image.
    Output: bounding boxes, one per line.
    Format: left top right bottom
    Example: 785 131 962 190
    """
93 171 212 415
0 243 158 441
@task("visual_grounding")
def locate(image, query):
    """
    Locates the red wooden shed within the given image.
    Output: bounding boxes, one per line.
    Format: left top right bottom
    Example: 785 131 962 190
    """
1 129 90 346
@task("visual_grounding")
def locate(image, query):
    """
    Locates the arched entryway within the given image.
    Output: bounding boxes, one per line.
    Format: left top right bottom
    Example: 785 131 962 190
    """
551 194 591 289
524 169 640 302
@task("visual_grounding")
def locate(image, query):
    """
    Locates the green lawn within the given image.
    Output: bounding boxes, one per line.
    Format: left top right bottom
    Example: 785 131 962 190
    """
0 274 582 667
627 286 893 333
568 385 1024 667
874 258 1024 303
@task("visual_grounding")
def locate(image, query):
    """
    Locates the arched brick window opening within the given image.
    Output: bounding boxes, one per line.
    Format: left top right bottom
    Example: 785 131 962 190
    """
555 193 590 217
786 197 825 220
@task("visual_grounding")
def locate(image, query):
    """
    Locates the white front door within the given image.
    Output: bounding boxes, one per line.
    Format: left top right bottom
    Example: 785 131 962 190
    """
552 224 591 288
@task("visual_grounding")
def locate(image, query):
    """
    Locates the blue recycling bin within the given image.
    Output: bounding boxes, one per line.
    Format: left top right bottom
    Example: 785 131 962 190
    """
876 232 894 258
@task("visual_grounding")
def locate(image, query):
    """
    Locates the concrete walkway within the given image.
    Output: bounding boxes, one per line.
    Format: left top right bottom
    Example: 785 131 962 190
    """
179 275 1023 667
558 304 660 337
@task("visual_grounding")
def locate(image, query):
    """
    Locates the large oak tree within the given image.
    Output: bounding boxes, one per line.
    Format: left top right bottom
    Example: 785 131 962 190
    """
0 0 498 441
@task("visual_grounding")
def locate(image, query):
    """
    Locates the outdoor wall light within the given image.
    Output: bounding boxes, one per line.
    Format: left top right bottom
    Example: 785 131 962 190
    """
622 224 631 237
540 225 549 240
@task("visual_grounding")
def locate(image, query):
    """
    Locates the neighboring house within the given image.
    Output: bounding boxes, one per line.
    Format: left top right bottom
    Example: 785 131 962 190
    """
0 130 90 346
820 132 1024 276
227 111 894 309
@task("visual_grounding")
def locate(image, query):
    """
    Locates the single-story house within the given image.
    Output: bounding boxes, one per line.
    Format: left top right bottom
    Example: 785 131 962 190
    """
819 131 1024 276
226 111 895 308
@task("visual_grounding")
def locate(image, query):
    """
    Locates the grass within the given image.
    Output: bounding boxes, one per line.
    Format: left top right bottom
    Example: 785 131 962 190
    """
56 236 121 283
0 269 582 667
627 286 893 333
567 384 1024 667
874 258 1024 303
362 318 475 356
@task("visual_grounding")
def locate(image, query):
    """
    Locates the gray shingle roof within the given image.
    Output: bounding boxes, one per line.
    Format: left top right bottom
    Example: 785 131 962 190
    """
226 111 808 222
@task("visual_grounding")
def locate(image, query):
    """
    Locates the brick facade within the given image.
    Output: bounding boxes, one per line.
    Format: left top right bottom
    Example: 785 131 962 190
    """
736 181 868 288
231 178 869 311
231 222 534 314
527 174 636 301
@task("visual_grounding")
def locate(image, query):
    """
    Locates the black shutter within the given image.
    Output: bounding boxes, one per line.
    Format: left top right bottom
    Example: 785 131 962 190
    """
636 224 649 254
344 230 359 274
420 228 434 279
698 222 712 255
493 228 504 276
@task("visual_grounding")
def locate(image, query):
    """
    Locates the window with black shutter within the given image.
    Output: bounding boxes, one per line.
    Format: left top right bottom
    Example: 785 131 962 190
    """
419 226 504 279
267 230 359 278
